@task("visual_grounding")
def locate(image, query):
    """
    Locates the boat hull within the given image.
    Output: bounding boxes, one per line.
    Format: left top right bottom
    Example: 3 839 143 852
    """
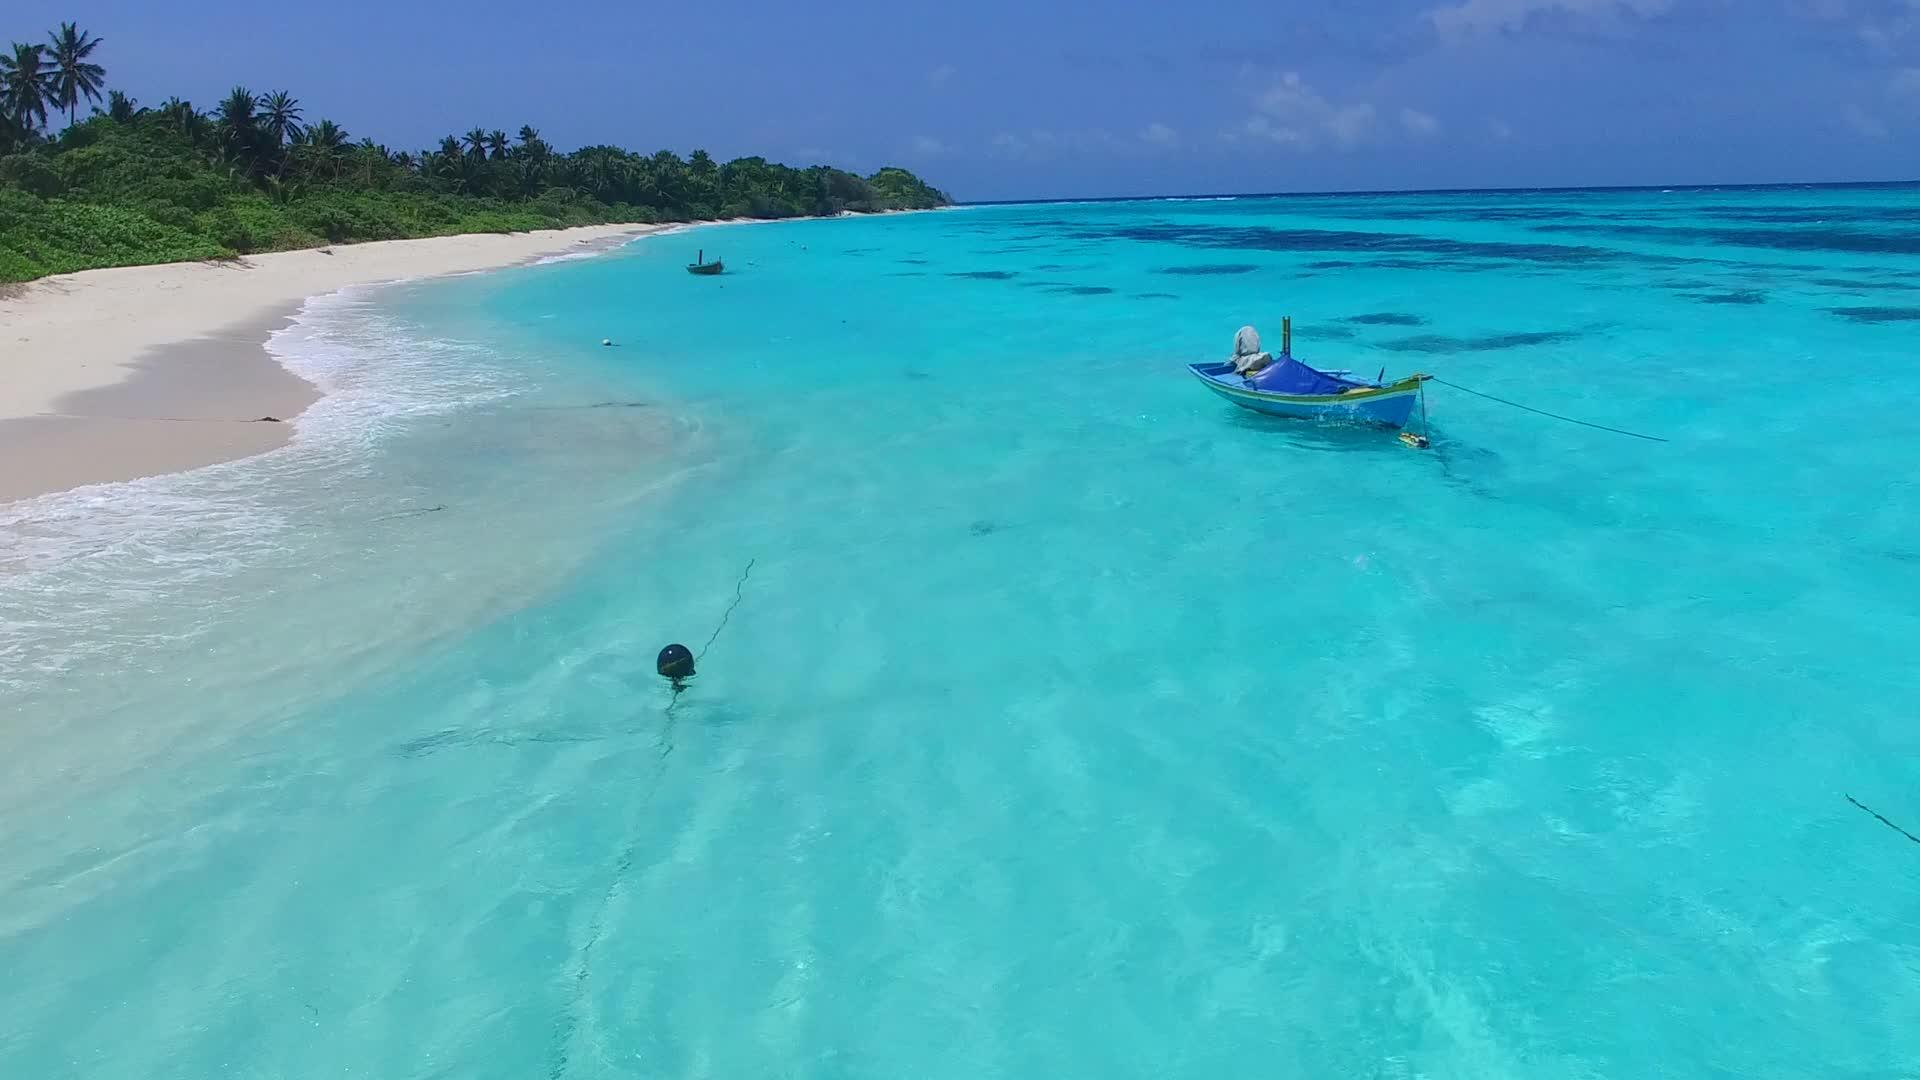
1188 363 1423 428
686 261 724 276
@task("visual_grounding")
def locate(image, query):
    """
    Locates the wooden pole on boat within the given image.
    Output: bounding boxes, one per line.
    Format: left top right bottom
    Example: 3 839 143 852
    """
1282 316 1292 355
1400 376 1433 449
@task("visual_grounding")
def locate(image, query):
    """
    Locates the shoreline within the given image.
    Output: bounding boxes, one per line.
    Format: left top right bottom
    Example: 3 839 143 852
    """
0 224 661 503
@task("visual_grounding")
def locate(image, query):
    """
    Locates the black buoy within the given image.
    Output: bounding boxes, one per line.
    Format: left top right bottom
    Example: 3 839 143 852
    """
656 643 695 691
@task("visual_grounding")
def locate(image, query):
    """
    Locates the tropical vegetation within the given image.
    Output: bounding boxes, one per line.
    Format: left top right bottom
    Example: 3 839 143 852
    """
0 21 948 283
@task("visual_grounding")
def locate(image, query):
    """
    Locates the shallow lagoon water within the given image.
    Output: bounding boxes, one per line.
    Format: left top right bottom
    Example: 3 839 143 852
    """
3 188 1919 1078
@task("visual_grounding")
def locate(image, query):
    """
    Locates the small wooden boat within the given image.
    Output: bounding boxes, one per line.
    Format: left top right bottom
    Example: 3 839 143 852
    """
1190 317 1427 430
686 249 724 276
1190 363 1427 427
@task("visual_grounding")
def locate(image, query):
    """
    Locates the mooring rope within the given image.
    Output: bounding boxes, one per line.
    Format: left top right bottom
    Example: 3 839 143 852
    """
551 752 671 1080
554 556 759 1078
1845 795 1920 846
1428 376 1669 443
699 558 755 662
368 504 445 523
665 558 757 725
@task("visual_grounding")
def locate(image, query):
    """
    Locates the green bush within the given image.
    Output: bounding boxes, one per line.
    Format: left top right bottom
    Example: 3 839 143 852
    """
198 206 260 254
132 199 196 230
0 154 64 198
55 118 107 151
0 242 43 281
0 187 45 231
0 200 223 277
294 203 354 243
0 103 947 282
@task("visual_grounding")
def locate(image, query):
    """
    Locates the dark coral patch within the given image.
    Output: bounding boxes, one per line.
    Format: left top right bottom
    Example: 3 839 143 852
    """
1344 313 1426 326
1377 330 1582 353
1831 306 1920 323
1156 264 1260 276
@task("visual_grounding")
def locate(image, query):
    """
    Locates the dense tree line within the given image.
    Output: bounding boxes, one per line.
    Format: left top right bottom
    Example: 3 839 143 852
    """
0 21 948 281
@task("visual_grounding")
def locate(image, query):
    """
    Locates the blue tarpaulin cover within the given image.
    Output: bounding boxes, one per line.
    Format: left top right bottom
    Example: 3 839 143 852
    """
1247 355 1360 396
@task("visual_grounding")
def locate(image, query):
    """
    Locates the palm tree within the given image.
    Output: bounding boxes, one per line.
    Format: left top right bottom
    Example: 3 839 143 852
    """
256 90 304 148
649 149 687 206
161 98 210 147
514 157 546 196
306 119 347 150
354 136 381 185
262 173 300 204
574 147 633 202
517 124 547 160
106 89 135 121
548 157 582 189
486 128 510 160
217 85 257 151
428 140 478 193
687 148 719 208
45 22 105 128
0 109 27 153
286 120 347 181
0 43 53 132
462 126 488 160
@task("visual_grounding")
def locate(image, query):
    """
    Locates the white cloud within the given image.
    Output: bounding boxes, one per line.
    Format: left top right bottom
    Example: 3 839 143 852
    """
908 135 949 156
1325 105 1378 146
1070 129 1124 151
1805 0 1920 53
990 128 1138 157
1244 115 1306 147
1843 104 1889 137
1400 108 1442 136
1245 73 1378 149
927 64 956 88
1428 0 1675 37
1140 121 1179 147
1002 129 1061 155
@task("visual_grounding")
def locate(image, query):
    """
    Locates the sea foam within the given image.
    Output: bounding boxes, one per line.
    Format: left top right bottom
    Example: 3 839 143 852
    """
0 286 515 690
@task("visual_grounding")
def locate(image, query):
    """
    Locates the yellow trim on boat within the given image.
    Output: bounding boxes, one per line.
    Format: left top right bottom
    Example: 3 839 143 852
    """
1199 373 1427 405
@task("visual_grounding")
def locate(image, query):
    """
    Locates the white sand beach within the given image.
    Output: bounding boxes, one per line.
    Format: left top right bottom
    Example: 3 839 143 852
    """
0 224 660 502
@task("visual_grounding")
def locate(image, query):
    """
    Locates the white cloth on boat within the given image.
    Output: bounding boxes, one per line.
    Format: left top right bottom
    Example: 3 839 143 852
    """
1230 325 1272 375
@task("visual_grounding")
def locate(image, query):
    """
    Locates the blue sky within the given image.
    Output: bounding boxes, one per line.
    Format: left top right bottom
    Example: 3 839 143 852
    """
11 0 1920 199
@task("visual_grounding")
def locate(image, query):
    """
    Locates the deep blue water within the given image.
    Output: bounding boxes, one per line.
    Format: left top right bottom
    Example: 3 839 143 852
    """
3 187 1919 1079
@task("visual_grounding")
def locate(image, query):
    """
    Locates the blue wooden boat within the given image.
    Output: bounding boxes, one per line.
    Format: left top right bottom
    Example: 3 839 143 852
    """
1189 362 1427 427
1190 318 1428 430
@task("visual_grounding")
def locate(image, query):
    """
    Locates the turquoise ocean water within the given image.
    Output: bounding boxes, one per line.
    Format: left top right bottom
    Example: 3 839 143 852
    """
4 188 1919 1078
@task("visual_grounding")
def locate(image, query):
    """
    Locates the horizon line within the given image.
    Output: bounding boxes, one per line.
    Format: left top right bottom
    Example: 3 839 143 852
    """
959 177 1920 206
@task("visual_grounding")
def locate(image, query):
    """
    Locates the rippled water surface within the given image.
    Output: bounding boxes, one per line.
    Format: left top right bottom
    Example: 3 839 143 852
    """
4 188 1919 1079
